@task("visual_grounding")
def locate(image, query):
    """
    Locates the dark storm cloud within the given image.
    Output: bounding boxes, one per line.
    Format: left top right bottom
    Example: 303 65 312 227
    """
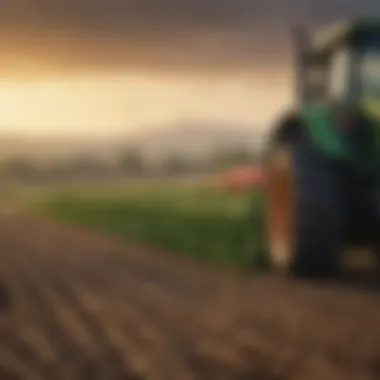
0 0 379 73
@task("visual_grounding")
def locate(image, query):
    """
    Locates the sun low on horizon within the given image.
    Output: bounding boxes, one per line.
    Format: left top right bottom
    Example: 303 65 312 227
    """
0 70 291 138
0 0 376 139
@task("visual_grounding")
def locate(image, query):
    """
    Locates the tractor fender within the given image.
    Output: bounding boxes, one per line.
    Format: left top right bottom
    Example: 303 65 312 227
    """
265 111 306 158
268 106 349 159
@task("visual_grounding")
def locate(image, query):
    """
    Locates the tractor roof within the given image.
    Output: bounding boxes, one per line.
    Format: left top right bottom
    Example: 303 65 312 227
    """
312 18 380 55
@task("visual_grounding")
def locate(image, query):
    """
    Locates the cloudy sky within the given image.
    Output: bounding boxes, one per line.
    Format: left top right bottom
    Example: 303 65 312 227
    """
0 0 379 136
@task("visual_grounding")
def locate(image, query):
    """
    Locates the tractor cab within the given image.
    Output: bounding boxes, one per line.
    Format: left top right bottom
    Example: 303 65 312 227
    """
295 19 380 119
286 19 380 165
265 18 380 277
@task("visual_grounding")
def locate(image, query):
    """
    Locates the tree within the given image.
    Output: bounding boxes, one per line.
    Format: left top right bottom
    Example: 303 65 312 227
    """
228 147 255 165
66 154 109 179
119 149 146 176
210 146 255 170
161 153 188 176
2 156 41 182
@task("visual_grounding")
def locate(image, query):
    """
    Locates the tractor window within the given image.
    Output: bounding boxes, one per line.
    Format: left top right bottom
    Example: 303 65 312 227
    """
304 64 329 103
357 41 380 117
360 48 380 97
328 49 349 101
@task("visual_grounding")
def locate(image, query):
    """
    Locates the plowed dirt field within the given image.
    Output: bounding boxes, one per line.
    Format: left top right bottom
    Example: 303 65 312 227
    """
0 212 380 380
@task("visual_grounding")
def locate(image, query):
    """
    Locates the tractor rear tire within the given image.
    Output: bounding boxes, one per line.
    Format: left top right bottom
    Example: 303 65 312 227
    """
265 137 344 277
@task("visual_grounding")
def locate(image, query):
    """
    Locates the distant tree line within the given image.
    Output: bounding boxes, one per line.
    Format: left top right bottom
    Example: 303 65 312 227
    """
0 145 261 185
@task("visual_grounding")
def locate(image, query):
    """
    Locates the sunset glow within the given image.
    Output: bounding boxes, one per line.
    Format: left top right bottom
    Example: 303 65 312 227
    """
0 0 376 138
0 71 291 137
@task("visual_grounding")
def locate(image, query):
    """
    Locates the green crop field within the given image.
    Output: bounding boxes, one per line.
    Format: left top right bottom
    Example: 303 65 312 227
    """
28 184 266 268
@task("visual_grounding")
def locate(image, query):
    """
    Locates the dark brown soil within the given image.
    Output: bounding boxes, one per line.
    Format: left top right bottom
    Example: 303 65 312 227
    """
0 212 380 379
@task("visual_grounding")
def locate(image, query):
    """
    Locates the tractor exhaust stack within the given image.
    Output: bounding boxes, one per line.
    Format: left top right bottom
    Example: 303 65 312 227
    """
292 25 311 107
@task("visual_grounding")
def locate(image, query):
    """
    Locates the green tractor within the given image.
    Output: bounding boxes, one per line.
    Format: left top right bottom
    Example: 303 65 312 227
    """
265 19 380 277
